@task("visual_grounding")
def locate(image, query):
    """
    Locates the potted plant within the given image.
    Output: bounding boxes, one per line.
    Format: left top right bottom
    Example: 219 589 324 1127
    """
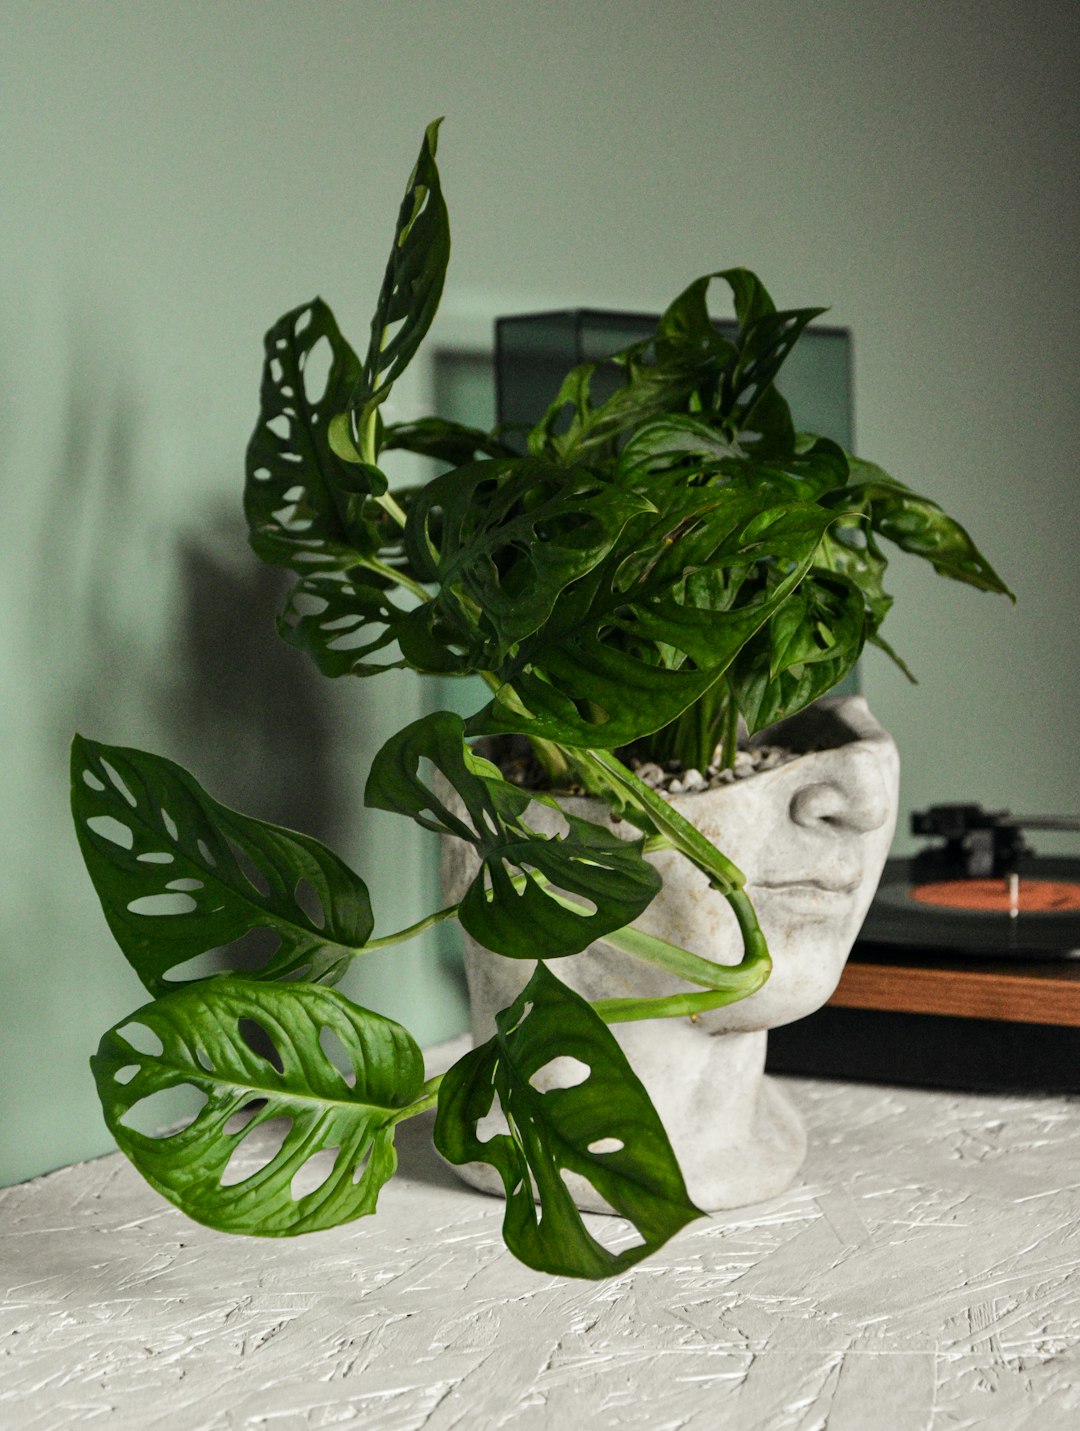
73 122 1012 1281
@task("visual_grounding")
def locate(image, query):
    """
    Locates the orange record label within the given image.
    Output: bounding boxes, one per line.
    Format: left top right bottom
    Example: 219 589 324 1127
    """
910 879 1080 913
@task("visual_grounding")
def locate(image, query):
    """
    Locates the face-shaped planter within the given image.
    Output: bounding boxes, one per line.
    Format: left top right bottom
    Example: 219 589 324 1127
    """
442 695 899 1212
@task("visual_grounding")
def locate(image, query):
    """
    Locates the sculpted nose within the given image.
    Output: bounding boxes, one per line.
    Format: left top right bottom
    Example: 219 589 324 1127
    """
789 747 891 834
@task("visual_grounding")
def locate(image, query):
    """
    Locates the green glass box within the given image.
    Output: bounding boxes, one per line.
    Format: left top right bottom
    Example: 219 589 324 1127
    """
495 308 854 449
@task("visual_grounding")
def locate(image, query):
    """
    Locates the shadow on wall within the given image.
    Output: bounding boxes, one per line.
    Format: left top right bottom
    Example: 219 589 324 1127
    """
25 333 338 840
1 305 370 1184
19 355 348 978
159 510 343 845
46 407 346 851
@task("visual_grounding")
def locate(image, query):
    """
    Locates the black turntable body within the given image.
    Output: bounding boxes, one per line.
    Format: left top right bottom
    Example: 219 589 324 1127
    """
766 804 1080 1093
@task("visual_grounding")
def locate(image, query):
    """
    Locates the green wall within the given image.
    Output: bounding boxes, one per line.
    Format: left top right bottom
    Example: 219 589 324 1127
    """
2 0 1077 1186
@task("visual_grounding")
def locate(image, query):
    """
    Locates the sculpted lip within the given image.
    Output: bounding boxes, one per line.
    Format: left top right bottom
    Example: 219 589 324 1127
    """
753 876 861 896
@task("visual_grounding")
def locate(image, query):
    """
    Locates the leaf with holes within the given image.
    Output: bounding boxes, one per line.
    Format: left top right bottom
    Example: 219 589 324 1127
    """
653 273 738 370
836 457 1014 598
381 416 518 465
245 298 386 576
93 978 425 1235
404 457 655 663
527 325 715 468
726 571 867 732
331 119 450 463
280 569 487 680
433 962 702 1278
468 485 837 749
818 520 894 632
72 736 373 994
365 711 661 959
277 572 416 678
716 268 826 456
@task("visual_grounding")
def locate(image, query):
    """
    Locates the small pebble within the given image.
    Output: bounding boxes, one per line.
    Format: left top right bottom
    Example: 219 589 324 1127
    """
634 762 664 786
627 742 799 795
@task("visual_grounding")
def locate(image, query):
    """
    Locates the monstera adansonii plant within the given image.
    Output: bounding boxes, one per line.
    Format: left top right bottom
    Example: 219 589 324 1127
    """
73 121 1012 1279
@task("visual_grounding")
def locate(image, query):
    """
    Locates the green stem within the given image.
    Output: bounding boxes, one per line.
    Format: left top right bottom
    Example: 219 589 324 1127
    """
580 747 747 892
354 400 409 530
354 552 430 604
364 901 460 951
358 403 379 466
376 490 409 529
556 743 771 982
591 976 770 1024
476 672 571 784
388 1072 443 1124
728 889 770 968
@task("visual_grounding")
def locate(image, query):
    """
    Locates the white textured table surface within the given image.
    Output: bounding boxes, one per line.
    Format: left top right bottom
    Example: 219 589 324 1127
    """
4 1041 1080 1430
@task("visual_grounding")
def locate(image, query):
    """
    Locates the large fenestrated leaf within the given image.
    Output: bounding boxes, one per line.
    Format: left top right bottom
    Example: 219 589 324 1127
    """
276 569 472 679
245 299 382 576
526 321 717 467
433 962 701 1279
72 737 373 994
715 268 826 455
279 568 482 678
726 570 867 732
404 457 655 663
364 711 660 958
468 486 837 749
837 458 1014 597
331 120 450 464
93 978 424 1235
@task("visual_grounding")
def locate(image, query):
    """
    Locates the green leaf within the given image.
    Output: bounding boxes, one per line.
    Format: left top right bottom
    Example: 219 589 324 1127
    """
433 962 701 1278
279 569 483 678
616 414 744 474
342 119 450 450
278 572 412 678
469 487 837 748
654 274 739 368
93 978 424 1235
868 626 918 682
72 737 373 994
727 572 867 732
364 712 661 959
244 298 379 575
526 326 713 466
404 457 655 663
381 416 518 465
837 457 1014 598
816 520 894 630
716 270 826 453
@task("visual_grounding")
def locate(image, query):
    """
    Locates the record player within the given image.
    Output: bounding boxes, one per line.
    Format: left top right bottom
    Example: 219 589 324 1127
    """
766 804 1080 1093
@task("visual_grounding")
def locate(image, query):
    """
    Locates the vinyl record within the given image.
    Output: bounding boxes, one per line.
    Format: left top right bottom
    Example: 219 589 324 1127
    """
857 856 1080 958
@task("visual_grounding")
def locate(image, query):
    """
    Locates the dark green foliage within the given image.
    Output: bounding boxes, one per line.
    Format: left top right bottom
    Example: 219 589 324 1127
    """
93 978 423 1235
75 122 1013 1278
244 298 378 576
434 963 701 1277
365 711 661 959
72 736 373 994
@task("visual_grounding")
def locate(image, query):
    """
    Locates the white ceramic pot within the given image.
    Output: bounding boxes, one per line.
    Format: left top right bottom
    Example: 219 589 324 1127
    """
442 695 899 1212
